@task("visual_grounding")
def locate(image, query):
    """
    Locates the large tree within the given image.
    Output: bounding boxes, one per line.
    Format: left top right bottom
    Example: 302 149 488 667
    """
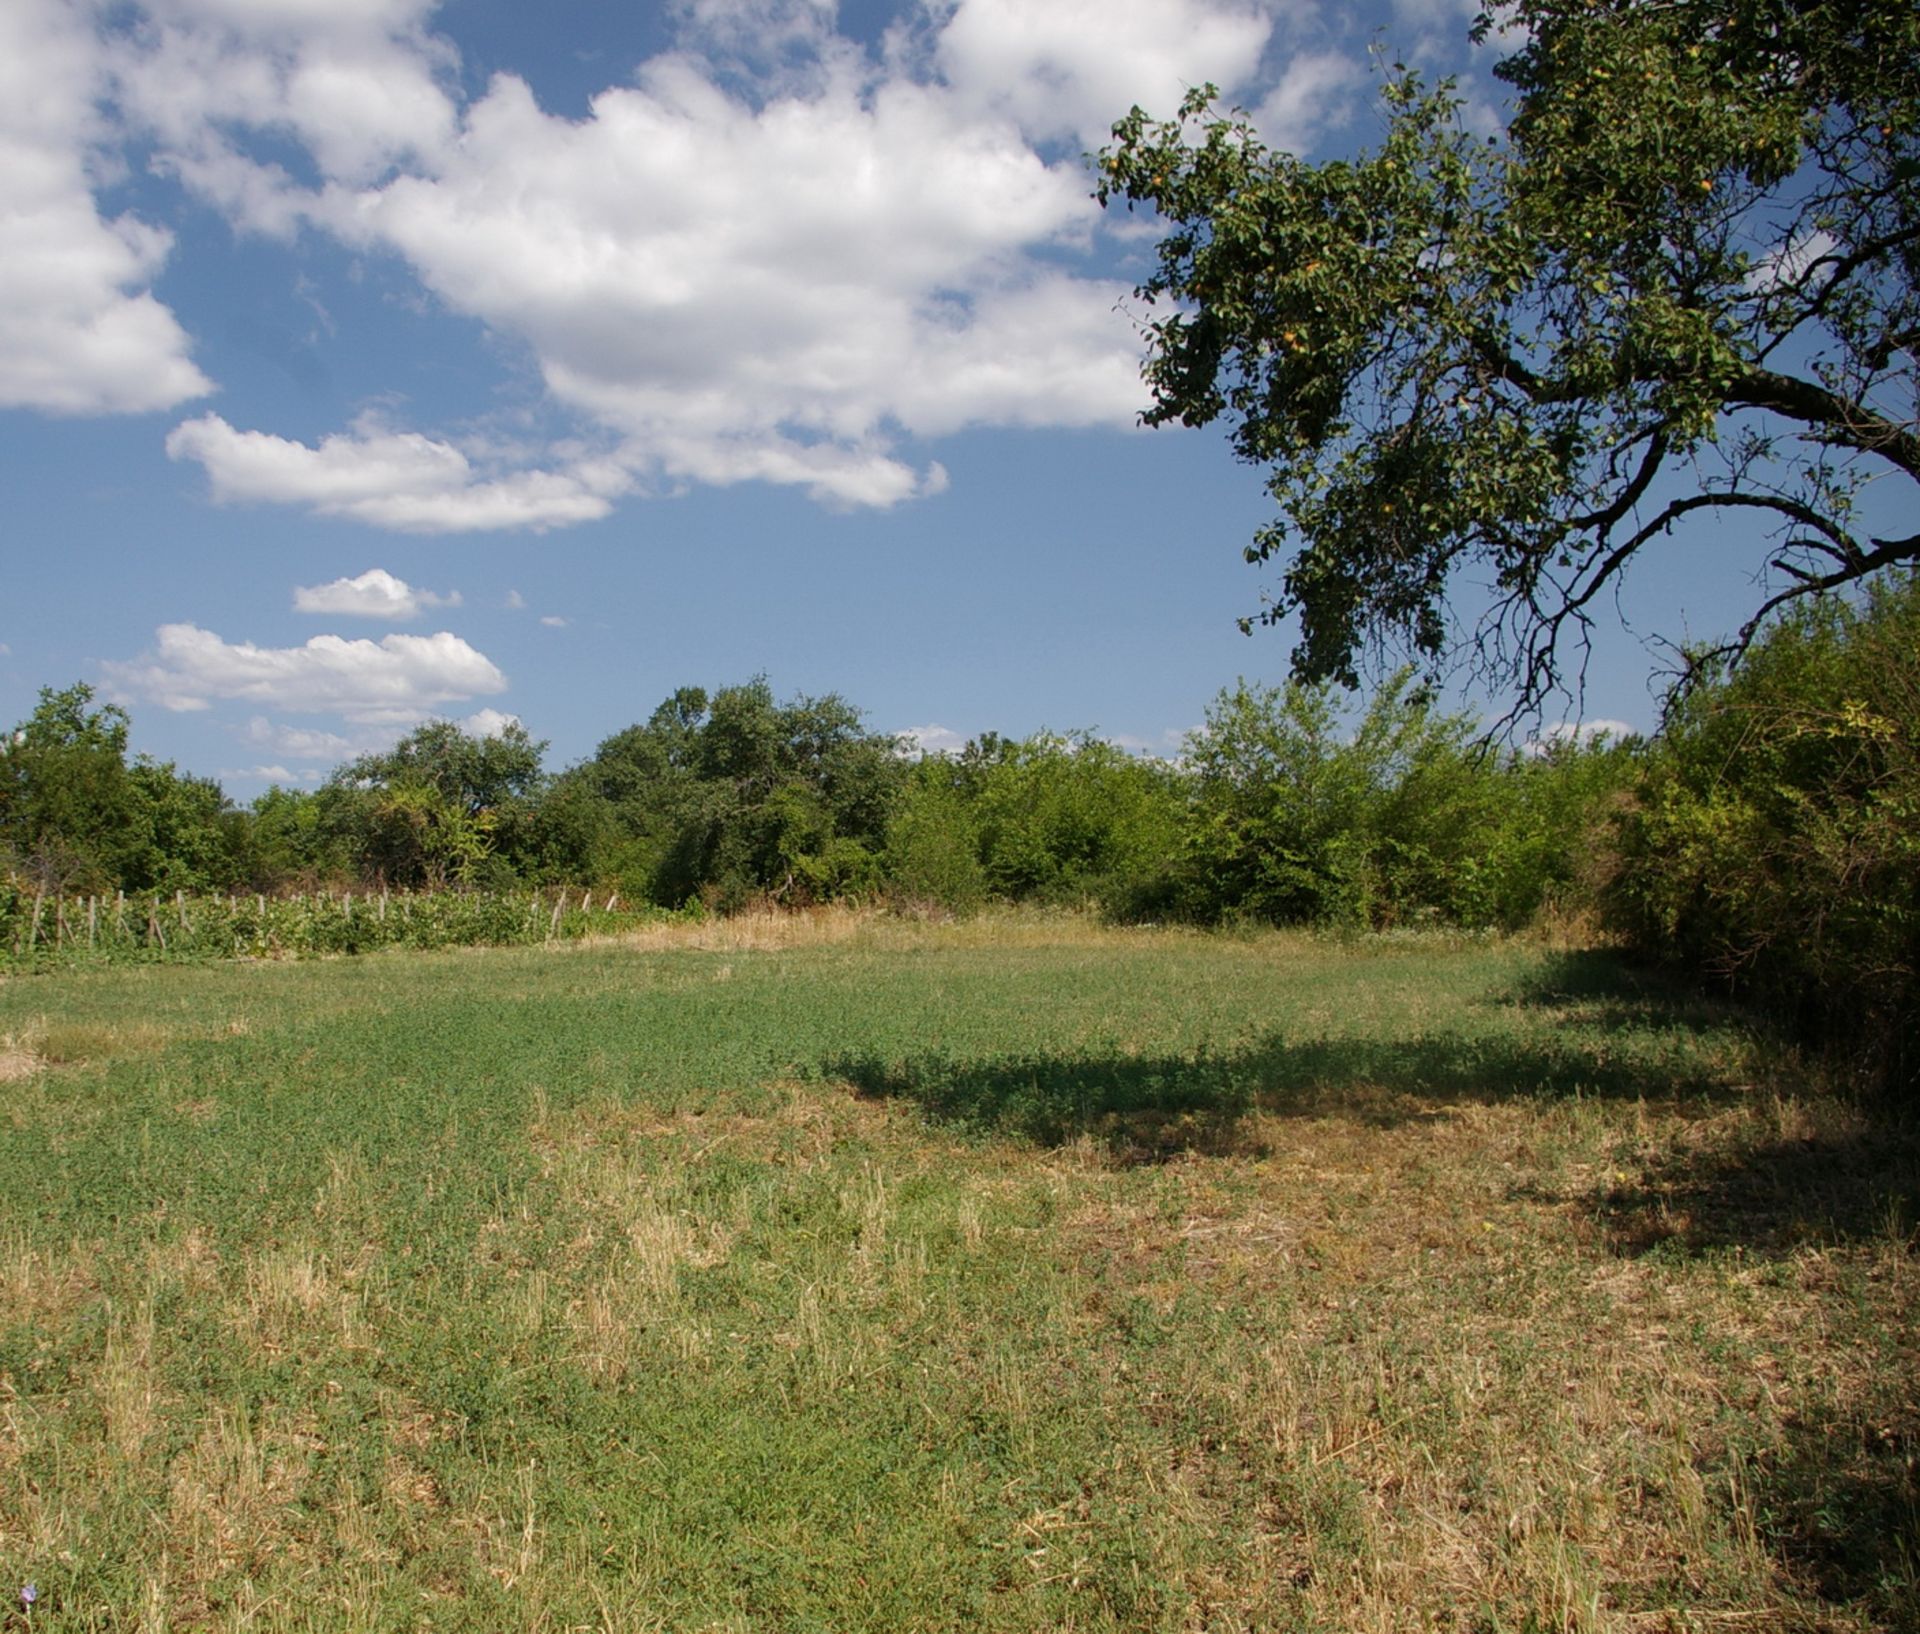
1096 0 1919 717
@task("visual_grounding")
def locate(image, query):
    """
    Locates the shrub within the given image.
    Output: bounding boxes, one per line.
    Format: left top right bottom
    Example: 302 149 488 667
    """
1606 573 1920 1093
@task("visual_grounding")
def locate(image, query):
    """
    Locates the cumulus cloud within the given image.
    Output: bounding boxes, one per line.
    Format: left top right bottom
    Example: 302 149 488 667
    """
106 623 507 722
11 0 1341 520
1254 48 1368 154
97 0 1293 521
538 615 568 628
0 0 212 414
167 414 629 532
243 715 361 761
304 58 1146 506
222 762 307 783
293 567 461 619
1748 229 1840 295
932 0 1274 144
461 708 522 738
899 722 969 757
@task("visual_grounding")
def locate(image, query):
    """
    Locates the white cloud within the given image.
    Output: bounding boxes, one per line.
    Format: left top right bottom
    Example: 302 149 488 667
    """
0 0 212 414
1253 49 1368 154
304 60 1144 506
899 722 969 756
113 0 1292 520
223 762 303 783
35 0 1322 519
503 589 527 610
1529 719 1637 755
244 715 359 761
539 615 568 628
106 623 507 722
461 707 521 738
107 0 456 217
168 414 629 532
1747 229 1839 295
293 567 461 619
932 0 1275 144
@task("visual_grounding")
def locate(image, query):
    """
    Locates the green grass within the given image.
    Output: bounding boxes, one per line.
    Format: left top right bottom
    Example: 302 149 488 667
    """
0 913 1914 1630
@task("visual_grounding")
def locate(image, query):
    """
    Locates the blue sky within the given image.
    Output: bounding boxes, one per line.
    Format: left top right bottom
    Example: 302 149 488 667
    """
1 0 1754 789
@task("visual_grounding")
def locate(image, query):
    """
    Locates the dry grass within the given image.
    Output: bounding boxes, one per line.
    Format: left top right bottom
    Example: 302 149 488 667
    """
0 927 1912 1630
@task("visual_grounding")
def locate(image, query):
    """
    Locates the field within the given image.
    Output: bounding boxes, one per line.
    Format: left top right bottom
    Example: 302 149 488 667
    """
0 914 1914 1631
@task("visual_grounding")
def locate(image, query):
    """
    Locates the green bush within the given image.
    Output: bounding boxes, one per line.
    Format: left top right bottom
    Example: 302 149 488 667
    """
1606 574 1920 1093
1176 673 1627 929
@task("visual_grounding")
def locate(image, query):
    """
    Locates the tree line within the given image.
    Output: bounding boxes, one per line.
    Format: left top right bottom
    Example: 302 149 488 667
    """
4 573 1915 1091
2 673 1628 931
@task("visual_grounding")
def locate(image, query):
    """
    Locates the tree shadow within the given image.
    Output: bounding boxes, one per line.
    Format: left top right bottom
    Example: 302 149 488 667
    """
819 953 1742 1161
1594 1124 1920 1259
1503 946 1752 1037
1586 1105 1920 1614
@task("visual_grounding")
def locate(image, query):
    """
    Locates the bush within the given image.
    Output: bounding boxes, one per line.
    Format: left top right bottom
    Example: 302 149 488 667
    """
1176 673 1630 930
1606 573 1920 1094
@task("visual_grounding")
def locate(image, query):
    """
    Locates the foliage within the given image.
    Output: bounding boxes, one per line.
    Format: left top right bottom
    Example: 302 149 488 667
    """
327 719 548 890
1096 0 1920 717
885 759 987 914
2 672 1635 936
1178 673 1633 928
960 731 1184 912
1606 572 1920 1092
0 685 243 894
574 678 908 909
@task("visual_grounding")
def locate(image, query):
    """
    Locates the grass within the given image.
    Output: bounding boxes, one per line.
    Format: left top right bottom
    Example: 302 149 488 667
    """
0 910 1913 1631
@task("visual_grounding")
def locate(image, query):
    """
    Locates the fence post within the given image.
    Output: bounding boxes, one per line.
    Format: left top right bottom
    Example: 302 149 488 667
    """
29 892 44 950
176 889 188 932
89 895 98 949
548 893 564 939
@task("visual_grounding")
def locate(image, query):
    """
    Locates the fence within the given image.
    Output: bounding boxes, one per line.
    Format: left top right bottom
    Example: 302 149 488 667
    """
0 886 667 969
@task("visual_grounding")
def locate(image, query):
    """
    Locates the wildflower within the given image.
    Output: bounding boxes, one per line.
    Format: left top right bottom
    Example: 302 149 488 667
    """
21 1582 37 1608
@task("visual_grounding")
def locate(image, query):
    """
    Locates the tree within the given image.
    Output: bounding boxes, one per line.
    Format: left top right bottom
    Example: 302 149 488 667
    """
1096 0 1919 719
0 685 147 890
329 718 548 887
573 679 908 908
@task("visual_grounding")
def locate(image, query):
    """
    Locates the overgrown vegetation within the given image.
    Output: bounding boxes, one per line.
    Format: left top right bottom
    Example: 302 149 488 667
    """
1607 572 1920 1095
1 673 1634 954
0 921 1911 1629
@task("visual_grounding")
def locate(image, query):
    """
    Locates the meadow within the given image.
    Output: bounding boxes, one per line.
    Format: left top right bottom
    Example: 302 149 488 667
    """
0 914 1913 1631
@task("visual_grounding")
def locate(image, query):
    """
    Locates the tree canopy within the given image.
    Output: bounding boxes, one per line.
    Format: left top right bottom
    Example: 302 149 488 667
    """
1096 0 1919 718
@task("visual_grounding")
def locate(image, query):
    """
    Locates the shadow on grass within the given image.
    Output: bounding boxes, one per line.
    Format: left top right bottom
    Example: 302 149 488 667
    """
1597 1122 1920 1259
821 950 1742 1160
1503 946 1753 1036
1591 1105 1920 1614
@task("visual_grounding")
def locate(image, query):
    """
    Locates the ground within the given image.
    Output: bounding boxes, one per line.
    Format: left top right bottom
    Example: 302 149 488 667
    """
0 912 1913 1630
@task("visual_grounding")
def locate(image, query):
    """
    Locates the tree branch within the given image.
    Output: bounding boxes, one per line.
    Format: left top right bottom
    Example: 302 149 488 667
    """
1727 367 1920 479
